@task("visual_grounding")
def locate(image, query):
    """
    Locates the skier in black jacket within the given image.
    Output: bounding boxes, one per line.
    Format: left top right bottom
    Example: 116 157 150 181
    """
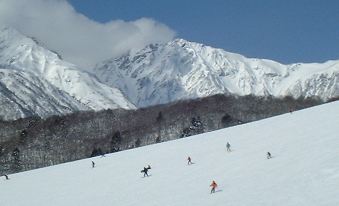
141 165 151 177
226 142 231 152
267 152 272 159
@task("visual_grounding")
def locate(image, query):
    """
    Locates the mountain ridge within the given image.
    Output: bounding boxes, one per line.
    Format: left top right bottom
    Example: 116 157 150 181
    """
0 27 338 120
94 38 339 107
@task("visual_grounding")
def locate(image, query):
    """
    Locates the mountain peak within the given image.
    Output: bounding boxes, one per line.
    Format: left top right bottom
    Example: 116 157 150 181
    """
0 27 35 45
171 38 191 46
94 38 339 107
0 27 136 120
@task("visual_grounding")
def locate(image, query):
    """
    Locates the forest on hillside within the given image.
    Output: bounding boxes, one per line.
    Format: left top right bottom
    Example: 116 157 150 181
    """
0 94 323 175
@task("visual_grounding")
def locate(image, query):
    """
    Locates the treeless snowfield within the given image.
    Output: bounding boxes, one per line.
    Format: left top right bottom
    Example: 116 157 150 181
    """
1 101 338 206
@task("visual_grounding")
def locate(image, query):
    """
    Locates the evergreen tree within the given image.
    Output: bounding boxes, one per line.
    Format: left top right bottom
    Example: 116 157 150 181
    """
156 111 164 141
135 138 141 147
11 148 22 172
91 148 103 157
181 116 204 137
111 131 122 152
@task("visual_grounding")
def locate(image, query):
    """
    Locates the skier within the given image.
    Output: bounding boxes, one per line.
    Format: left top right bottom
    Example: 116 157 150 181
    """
210 180 218 194
187 156 192 165
141 165 151 177
267 152 272 159
226 142 231 152
4 174 9 180
92 161 95 168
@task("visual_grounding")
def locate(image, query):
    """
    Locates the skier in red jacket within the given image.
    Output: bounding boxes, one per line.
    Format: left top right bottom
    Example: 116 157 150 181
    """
210 180 218 194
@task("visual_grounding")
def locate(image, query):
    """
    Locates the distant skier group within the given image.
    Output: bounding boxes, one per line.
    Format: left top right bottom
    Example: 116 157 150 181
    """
87 140 273 194
226 142 272 159
2 138 273 196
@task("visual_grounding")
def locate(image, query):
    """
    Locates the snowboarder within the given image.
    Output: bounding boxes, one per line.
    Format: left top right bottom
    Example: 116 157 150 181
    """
4 174 9 180
226 142 231 152
187 156 192 165
92 161 95 168
210 180 218 194
267 152 272 159
141 165 151 177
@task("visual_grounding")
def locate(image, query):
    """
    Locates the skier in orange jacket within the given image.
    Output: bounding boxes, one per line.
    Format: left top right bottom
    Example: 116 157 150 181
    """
210 180 218 194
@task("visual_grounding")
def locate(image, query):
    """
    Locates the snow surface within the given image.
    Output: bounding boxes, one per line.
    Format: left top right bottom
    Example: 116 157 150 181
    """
1 101 338 206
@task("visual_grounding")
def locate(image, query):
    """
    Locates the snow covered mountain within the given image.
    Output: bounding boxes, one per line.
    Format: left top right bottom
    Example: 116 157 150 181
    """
1 27 337 120
0 68 88 120
1 101 338 206
94 39 339 107
0 27 135 120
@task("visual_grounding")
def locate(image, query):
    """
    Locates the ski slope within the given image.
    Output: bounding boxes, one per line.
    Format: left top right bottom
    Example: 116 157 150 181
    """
1 101 339 206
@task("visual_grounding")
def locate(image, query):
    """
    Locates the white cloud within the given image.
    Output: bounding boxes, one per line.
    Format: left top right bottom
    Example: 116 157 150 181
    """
0 0 176 68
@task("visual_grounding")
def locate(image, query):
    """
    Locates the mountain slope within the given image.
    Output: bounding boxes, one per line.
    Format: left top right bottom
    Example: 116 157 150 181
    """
0 27 135 120
94 39 339 107
1 101 338 206
1 27 337 120
0 68 88 120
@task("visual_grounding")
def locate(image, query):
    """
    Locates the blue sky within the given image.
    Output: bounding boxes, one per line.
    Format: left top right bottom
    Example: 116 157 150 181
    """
68 0 339 64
